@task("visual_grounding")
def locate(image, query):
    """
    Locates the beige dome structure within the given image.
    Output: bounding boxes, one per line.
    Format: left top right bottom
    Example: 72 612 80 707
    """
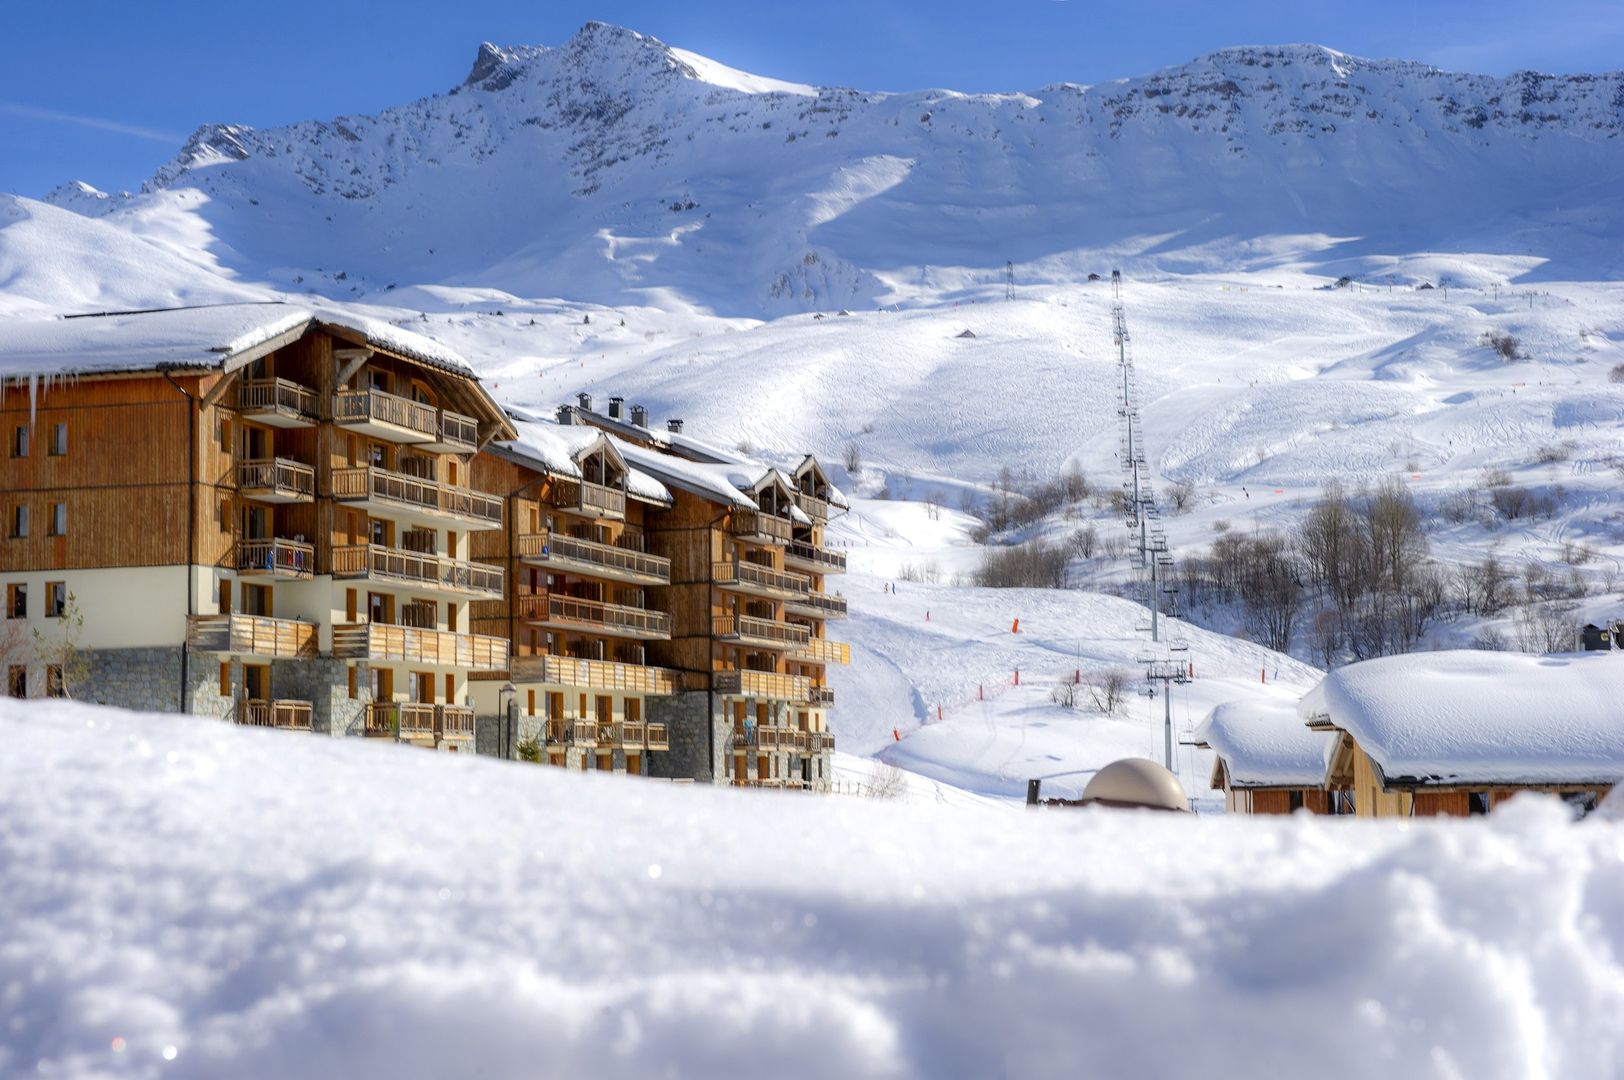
1080 758 1190 812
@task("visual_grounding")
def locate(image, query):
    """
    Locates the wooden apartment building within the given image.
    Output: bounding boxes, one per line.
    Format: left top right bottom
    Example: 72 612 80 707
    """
0 303 515 747
2 309 849 788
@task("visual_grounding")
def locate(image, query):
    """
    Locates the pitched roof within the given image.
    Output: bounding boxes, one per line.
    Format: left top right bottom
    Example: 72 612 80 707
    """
1298 649 1624 787
492 417 672 506
0 301 475 380
1195 697 1334 789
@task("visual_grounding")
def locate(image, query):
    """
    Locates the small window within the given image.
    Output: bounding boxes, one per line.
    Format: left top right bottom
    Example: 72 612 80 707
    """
11 425 28 458
7 665 25 698
45 665 64 699
48 423 66 456
49 503 66 537
1468 791 1491 816
11 505 27 539
6 583 24 619
45 582 65 618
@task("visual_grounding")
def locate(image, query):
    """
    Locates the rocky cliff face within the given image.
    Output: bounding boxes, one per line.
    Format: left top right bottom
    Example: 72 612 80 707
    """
48 24 1624 312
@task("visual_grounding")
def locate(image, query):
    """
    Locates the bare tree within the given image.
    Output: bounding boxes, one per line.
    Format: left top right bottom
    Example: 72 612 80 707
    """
843 441 862 473
32 591 92 700
1085 670 1132 715
1164 478 1196 514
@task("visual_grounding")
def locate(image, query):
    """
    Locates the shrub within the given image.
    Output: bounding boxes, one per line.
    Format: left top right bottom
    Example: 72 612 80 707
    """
974 539 1070 589
1611 363 1624 384
1480 330 1523 361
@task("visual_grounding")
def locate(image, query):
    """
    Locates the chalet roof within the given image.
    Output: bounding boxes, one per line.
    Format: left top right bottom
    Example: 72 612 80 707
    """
1298 649 1624 787
1195 697 1333 789
0 301 476 380
492 417 672 506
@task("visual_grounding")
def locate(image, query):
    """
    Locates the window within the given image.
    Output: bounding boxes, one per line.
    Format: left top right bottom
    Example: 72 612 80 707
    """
6 583 24 619
347 665 357 700
45 665 64 699
219 662 231 697
45 582 64 618
1468 791 1491 816
49 423 66 456
11 505 27 539
1288 790 1304 812
49 503 65 537
11 425 27 458
527 690 536 717
7 666 24 699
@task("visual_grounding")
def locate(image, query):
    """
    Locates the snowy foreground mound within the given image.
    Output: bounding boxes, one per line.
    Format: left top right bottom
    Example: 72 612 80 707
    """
5 701 1624 1079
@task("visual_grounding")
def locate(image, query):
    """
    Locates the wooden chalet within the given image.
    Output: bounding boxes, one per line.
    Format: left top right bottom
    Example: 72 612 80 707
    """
1300 649 1624 817
1195 698 1345 815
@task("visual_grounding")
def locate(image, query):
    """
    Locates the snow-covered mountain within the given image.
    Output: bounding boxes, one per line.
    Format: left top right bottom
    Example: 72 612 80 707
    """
40 23 1624 315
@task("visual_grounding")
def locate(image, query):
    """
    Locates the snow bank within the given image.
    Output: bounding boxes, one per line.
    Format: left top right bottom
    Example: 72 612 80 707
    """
1300 649 1624 785
1197 694 1333 787
6 698 1624 1078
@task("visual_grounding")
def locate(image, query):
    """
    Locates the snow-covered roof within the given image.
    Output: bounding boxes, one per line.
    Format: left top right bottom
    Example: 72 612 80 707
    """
0 301 475 380
615 439 765 510
494 418 671 505
1196 698 1334 789
1298 650 1624 787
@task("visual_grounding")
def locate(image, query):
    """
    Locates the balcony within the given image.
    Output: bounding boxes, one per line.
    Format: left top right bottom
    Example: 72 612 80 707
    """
234 538 314 580
438 704 475 741
332 623 508 671
370 703 473 743
510 654 682 695
712 560 811 601
521 593 671 641
789 637 851 665
518 532 670 586
713 614 810 650
728 510 793 546
793 490 832 522
807 685 836 706
238 458 315 503
784 541 847 575
238 377 318 427
186 614 317 659
784 590 849 620
647 722 669 751
332 543 503 600
334 387 478 452
236 699 313 731
547 479 626 520
546 718 599 747
331 465 503 530
714 669 811 701
811 731 835 752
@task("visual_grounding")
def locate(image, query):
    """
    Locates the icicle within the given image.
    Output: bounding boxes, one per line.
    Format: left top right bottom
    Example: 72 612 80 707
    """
29 372 38 430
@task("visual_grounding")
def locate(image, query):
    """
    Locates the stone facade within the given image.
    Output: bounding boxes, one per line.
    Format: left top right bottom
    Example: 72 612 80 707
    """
79 646 186 714
647 690 718 782
270 657 371 737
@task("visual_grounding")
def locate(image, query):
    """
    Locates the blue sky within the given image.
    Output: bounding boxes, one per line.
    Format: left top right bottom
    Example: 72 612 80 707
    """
2 0 1621 198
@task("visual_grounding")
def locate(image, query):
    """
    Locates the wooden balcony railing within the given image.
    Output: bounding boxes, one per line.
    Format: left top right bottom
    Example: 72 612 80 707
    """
332 543 503 597
238 377 318 423
397 702 438 739
807 685 836 706
785 591 849 619
236 698 313 731
794 491 832 521
437 411 479 452
547 479 627 519
234 537 314 578
545 718 600 746
365 702 401 738
620 720 645 747
728 510 793 545
186 614 317 659
785 541 847 573
646 722 669 751
335 387 438 439
511 655 682 695
713 669 811 701
712 614 811 648
789 637 851 665
332 623 508 671
532 594 671 638
517 532 671 583
438 704 475 740
237 457 315 500
712 560 811 597
331 465 502 527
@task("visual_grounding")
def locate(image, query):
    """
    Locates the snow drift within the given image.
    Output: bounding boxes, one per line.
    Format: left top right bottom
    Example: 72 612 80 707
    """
5 698 1624 1078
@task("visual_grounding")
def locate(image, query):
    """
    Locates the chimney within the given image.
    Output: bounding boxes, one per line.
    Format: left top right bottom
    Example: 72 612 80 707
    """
630 404 648 428
556 405 573 425
667 418 684 434
577 392 592 411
